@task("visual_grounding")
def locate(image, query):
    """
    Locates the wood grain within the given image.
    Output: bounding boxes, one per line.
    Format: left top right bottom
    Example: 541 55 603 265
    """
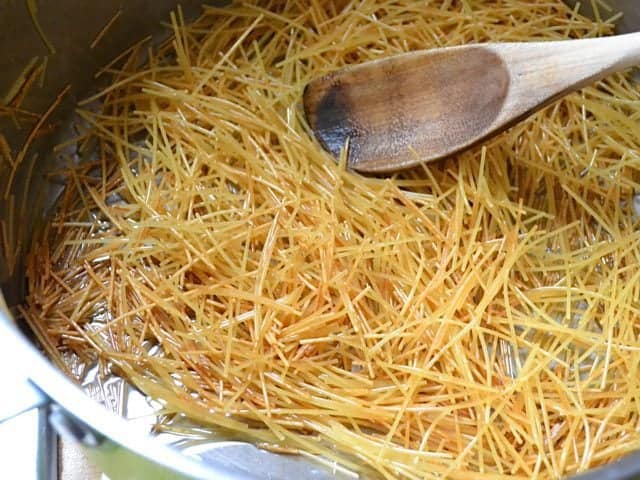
304 32 640 172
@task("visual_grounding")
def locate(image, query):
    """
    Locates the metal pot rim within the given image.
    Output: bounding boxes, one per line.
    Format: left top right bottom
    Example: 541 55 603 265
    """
0 307 238 480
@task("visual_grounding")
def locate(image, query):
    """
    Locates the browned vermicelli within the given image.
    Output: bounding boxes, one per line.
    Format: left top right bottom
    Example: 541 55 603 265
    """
22 1 640 478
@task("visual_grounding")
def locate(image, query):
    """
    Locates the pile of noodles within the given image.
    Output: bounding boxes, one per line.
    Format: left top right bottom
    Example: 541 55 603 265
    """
20 1 640 478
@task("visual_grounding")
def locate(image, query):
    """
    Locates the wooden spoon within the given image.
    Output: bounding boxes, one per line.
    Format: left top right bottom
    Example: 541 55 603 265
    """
303 33 640 173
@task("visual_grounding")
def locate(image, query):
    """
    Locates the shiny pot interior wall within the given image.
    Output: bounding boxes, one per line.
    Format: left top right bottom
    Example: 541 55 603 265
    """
565 0 640 33
0 0 204 304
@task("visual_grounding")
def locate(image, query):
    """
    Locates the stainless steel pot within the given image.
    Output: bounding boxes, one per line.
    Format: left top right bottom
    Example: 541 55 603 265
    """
1 1 640 479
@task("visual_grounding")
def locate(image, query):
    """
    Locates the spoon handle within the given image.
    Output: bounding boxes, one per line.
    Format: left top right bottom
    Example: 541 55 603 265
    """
492 32 640 126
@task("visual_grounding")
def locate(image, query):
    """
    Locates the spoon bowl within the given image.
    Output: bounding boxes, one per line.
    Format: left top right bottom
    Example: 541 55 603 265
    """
304 32 640 172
